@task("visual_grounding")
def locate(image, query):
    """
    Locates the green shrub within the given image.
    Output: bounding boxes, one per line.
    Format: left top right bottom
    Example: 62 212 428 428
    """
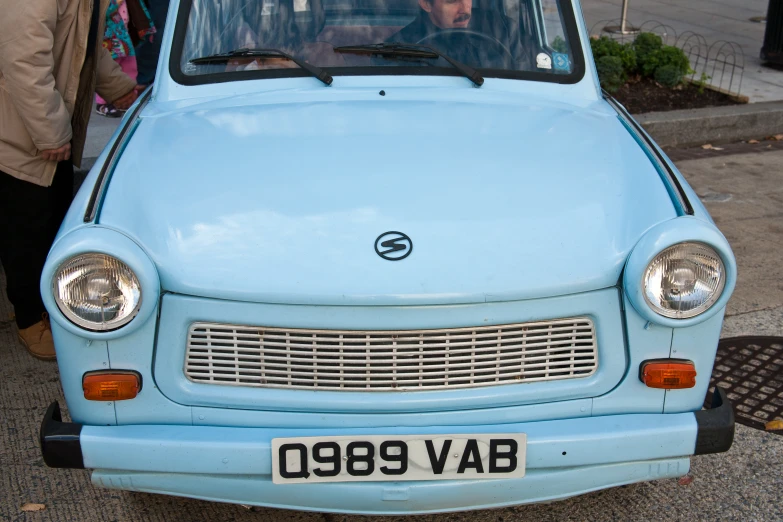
633 33 691 81
633 32 663 71
590 36 637 73
590 32 693 91
654 64 683 88
596 55 624 93
650 46 691 77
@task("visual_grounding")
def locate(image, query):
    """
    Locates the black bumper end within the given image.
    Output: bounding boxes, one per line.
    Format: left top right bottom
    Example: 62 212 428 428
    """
40 401 85 469
694 388 735 455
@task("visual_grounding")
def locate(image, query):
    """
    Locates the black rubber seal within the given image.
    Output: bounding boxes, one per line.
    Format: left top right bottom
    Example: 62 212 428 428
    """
694 387 735 455
602 92 694 216
39 401 85 469
84 89 151 223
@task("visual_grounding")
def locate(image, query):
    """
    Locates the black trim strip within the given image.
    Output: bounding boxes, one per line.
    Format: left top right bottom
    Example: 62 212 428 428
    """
694 387 735 455
603 92 694 216
168 0 586 87
39 401 85 469
84 89 151 223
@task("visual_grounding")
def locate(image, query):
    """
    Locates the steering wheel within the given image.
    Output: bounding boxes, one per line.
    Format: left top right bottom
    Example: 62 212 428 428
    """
415 29 514 68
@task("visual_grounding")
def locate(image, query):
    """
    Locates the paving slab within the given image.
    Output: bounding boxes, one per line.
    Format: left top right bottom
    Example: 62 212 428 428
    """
664 137 783 162
675 149 783 318
582 0 783 102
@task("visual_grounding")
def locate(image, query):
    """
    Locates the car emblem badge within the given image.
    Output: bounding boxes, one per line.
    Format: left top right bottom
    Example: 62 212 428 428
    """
375 231 413 261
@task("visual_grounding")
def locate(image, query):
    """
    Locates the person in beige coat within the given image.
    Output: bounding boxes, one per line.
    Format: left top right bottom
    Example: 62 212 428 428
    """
0 0 140 360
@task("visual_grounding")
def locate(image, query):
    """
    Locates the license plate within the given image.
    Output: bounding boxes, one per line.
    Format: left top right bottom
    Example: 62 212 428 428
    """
272 434 526 484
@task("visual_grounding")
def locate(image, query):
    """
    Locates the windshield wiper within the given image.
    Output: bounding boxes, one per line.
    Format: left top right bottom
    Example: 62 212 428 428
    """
189 48 333 86
333 43 483 87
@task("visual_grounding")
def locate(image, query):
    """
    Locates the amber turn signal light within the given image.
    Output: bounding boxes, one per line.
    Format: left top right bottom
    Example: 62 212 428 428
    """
83 371 141 401
640 360 697 389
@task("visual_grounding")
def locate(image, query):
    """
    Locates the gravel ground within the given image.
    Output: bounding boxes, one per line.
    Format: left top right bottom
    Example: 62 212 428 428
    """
1 150 782 521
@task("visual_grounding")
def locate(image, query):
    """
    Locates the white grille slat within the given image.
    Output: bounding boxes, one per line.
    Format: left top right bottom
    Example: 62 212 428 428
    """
187 335 594 356
184 318 598 391
191 328 591 346
185 363 597 380
183 369 598 387
185 363 598 381
191 323 593 343
185 356 597 374
185 347 596 369
186 337 596 354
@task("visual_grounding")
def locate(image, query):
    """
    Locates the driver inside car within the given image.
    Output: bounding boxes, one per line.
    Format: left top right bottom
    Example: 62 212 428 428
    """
386 0 529 68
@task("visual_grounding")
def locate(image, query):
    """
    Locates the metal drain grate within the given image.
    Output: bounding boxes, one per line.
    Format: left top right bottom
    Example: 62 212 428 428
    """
705 336 783 432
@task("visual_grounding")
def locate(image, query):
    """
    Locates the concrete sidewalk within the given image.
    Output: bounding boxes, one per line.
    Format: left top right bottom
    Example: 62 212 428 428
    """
581 0 783 103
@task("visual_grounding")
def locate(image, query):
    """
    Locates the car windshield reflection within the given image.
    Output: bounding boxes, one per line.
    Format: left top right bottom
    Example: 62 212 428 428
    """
175 0 582 82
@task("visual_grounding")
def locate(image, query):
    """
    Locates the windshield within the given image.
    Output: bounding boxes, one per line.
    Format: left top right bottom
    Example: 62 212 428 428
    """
171 0 584 84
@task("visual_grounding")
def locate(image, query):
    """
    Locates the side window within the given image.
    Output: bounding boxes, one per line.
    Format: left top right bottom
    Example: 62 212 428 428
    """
537 0 572 72
541 0 568 52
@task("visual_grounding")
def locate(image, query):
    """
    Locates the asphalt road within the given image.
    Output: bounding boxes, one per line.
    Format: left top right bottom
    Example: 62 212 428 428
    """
2 146 782 522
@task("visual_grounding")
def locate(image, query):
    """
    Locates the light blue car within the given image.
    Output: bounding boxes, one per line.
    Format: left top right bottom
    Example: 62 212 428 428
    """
40 0 737 514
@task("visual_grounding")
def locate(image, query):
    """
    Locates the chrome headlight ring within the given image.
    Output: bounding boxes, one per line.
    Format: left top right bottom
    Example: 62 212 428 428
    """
53 253 142 331
41 227 160 339
642 242 726 319
624 218 736 327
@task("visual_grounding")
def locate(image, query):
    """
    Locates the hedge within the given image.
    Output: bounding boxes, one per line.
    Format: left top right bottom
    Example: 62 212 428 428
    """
590 33 692 93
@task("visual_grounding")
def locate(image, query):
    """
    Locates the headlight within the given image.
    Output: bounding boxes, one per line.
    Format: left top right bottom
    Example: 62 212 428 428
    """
642 242 726 319
53 253 142 331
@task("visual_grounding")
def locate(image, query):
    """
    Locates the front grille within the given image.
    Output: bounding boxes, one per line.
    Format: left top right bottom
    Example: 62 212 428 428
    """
184 318 598 391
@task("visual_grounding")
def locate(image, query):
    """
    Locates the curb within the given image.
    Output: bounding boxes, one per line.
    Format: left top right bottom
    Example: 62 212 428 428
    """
634 101 783 149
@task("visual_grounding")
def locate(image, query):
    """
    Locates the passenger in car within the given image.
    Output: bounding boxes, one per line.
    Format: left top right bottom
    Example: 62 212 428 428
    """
386 0 530 69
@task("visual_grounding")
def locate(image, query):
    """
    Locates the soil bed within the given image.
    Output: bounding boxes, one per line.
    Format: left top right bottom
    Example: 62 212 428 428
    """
614 77 741 114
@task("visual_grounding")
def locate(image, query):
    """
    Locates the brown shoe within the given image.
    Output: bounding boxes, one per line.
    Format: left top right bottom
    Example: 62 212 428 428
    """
18 313 56 361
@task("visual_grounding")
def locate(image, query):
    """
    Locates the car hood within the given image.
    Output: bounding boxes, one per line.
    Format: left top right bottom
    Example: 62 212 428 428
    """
100 93 676 305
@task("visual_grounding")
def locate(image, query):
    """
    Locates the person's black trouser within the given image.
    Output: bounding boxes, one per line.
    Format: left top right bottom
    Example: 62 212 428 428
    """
0 162 74 329
135 0 171 85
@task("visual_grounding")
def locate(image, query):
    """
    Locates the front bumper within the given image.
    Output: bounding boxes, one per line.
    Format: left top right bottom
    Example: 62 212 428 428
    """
40 389 734 514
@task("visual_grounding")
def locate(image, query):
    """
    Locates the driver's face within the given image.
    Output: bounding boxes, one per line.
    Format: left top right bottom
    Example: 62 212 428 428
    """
419 0 472 29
